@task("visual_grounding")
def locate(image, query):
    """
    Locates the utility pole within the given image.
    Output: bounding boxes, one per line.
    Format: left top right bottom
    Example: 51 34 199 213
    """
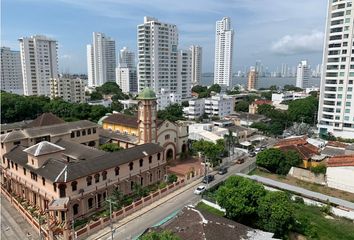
106 199 115 240
72 219 76 240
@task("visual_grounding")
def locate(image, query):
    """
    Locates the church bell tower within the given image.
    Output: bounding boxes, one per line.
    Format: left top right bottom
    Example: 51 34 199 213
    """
137 88 157 144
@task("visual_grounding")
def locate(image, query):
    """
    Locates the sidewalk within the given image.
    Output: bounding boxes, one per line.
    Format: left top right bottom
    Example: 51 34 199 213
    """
87 176 203 240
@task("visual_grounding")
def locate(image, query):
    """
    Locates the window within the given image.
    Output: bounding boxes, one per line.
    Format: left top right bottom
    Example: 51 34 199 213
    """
15 163 18 170
115 167 120 176
42 177 45 186
73 204 79 215
93 128 96 134
140 159 144 167
140 177 144 186
94 174 100 183
130 181 134 190
11 161 14 168
129 162 134 171
30 172 37 181
157 153 161 161
149 156 152 164
58 184 66 198
71 181 78 191
53 183 57 192
71 132 75 138
13 141 20 145
82 130 86 136
88 128 91 135
31 159 34 165
165 134 170 140
102 171 107 181
88 198 94 209
346 102 351 107
150 173 153 182
86 176 92 186
76 131 80 137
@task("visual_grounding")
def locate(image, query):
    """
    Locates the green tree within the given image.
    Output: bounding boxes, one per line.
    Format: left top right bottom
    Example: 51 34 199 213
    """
157 104 185 122
257 191 295 237
288 96 318 125
234 100 249 112
132 182 149 199
216 176 266 222
90 91 103 100
110 100 124 112
310 164 327 175
208 84 221 94
167 174 178 184
140 231 180 240
283 84 303 92
99 143 124 152
191 85 207 94
106 188 124 211
260 91 273 100
192 139 225 166
224 130 236 156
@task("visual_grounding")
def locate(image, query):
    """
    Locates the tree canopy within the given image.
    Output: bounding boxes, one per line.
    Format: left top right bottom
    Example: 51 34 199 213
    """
283 84 303 92
99 143 124 152
192 139 225 166
191 84 221 98
140 231 181 240
1 92 111 123
157 104 185 122
234 100 249 112
288 96 318 125
256 148 302 175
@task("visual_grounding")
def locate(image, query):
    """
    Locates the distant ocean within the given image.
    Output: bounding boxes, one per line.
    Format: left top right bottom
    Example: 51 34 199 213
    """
201 75 321 89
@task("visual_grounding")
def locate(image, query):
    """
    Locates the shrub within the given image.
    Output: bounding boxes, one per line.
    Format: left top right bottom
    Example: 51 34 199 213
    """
310 164 326 175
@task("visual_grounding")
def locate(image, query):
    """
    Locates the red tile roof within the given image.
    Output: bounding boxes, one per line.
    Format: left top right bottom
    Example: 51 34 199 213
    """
275 136 308 147
252 99 272 105
102 113 164 128
279 144 319 160
327 155 354 167
327 141 348 149
26 113 65 128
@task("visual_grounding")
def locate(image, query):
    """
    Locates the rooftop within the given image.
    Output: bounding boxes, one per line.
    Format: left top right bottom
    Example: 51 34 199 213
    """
102 113 164 128
327 155 354 168
25 113 65 128
274 136 308 147
137 87 157 100
321 146 346 157
0 120 32 132
252 99 272 105
24 141 65 157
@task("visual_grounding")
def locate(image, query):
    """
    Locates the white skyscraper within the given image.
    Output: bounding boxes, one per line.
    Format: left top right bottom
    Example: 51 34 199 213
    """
190 45 202 86
178 49 192 99
318 0 354 139
0 47 23 94
19 35 58 96
137 17 178 94
87 32 116 87
214 17 234 87
296 60 310 88
116 47 137 93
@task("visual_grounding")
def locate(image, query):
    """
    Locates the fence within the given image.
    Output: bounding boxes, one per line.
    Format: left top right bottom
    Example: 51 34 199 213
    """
75 178 187 240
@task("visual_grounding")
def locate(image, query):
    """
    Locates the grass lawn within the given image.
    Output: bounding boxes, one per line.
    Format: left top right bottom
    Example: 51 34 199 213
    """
195 202 224 217
249 168 354 202
293 203 354 240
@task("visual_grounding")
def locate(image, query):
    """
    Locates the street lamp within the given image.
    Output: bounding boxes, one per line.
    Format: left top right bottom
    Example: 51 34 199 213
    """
106 199 116 240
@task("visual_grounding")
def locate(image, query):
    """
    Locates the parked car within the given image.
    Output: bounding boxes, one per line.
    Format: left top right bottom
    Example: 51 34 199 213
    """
236 158 245 164
194 185 206 195
260 145 267 150
218 167 228 175
249 152 256 157
202 175 215 184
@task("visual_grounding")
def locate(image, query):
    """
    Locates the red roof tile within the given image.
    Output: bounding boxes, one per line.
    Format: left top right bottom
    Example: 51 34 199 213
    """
279 144 319 160
275 136 308 147
102 113 164 128
327 141 348 149
327 155 354 167
252 99 272 105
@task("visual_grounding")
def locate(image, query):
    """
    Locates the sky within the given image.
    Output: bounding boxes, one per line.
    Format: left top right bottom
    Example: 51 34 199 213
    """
3 0 327 74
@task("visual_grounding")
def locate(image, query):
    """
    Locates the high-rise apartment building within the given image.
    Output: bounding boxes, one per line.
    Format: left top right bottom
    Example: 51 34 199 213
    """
18 35 58 96
116 47 138 93
87 32 116 87
190 45 202 86
318 0 354 139
296 60 310 88
178 49 192 99
50 77 86 103
247 67 257 91
214 17 234 87
137 17 178 94
0 47 23 94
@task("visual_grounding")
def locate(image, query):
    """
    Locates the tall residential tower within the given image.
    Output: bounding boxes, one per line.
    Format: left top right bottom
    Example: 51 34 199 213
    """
19 35 58 96
137 17 178 94
116 47 138 93
190 45 202 86
296 60 310 88
318 0 354 139
214 17 234 87
0 47 23 94
87 32 116 87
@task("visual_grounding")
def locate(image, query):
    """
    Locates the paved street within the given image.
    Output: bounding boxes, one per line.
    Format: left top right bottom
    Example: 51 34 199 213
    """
89 157 256 240
1 195 38 240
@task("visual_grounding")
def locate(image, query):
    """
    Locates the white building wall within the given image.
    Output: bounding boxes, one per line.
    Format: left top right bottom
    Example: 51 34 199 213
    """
190 45 202 86
177 49 192 99
0 47 23 94
183 98 205 120
137 17 178 94
19 35 58 96
205 95 234 118
50 78 86 103
318 1 354 138
296 60 310 88
214 17 234 87
327 166 354 193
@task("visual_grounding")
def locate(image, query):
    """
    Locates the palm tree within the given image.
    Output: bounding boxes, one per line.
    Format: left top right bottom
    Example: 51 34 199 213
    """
224 130 236 158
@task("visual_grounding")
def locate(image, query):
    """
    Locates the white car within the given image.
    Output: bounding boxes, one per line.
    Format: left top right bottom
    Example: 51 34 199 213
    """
194 185 206 195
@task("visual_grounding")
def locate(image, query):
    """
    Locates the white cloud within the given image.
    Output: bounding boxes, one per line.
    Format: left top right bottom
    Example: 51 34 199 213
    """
271 31 324 55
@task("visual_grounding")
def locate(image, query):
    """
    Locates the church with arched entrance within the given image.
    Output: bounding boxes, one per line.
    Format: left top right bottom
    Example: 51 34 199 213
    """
100 88 189 161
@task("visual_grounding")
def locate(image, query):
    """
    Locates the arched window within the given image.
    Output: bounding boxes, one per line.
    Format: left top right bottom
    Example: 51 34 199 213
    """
73 204 79 215
130 181 134 190
88 198 93 209
94 174 100 183
158 169 161 179
71 181 78 191
129 162 134 171
53 183 57 192
102 171 107 181
86 176 92 186
71 132 75 138
58 184 66 198
165 134 170 140
115 167 120 176
150 173 153 182
157 153 161 161
140 177 144 186
149 156 152 164
139 159 144 167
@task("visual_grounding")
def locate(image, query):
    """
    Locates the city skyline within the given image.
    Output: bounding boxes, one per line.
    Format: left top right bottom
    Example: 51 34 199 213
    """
4 0 326 74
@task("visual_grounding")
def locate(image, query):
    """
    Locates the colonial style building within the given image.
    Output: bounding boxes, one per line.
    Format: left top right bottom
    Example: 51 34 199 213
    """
100 88 189 161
